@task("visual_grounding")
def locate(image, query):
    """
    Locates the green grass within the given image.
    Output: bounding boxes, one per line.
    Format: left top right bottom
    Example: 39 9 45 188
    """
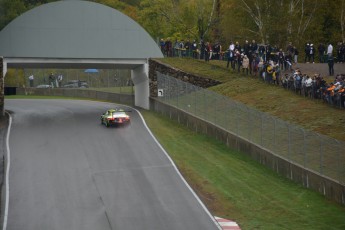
140 109 345 230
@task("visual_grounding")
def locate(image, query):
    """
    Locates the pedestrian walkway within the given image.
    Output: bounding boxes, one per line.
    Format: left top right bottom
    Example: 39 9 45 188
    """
215 216 241 230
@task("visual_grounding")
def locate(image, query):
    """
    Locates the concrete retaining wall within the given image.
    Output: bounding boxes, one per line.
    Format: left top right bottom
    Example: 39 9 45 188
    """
150 98 345 205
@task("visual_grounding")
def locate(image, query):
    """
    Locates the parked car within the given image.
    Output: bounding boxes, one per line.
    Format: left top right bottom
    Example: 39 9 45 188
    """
63 80 89 88
36 84 51 88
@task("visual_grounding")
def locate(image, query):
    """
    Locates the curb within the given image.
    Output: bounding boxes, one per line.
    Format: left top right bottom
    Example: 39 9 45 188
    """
214 216 241 230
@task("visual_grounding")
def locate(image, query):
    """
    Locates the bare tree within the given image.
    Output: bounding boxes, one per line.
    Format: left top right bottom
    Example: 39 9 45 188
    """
341 0 345 42
239 0 273 44
197 0 217 40
285 0 318 45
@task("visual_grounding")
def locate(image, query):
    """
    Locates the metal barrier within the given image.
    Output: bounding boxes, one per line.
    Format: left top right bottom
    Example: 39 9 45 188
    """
156 72 345 185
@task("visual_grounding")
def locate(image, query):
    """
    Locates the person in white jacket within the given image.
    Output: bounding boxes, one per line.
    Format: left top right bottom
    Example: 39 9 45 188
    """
327 43 333 57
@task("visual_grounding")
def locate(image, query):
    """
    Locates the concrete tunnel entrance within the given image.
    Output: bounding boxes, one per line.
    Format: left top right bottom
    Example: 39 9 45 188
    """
0 1 163 115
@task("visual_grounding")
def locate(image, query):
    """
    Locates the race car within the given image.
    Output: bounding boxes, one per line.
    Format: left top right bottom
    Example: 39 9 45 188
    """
100 108 131 127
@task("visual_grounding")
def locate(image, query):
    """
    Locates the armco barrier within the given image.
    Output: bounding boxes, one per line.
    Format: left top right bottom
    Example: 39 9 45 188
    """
150 97 345 205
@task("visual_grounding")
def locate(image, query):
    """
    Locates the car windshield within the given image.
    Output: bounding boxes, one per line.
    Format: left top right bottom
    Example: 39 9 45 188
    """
111 112 126 116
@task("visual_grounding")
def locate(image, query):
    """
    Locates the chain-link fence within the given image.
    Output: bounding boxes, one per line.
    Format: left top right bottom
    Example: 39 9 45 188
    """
156 72 345 185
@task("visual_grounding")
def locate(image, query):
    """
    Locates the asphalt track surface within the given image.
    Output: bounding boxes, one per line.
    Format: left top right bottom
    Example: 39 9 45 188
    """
4 99 219 230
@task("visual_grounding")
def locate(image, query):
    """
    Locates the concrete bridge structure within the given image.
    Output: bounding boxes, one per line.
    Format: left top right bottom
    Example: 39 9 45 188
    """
0 0 163 115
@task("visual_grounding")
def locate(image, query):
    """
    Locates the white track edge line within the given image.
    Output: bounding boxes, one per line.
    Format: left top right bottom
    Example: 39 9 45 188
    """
2 111 12 230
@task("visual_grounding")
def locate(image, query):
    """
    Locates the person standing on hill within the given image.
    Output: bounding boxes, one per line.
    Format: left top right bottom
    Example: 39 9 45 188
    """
328 55 334 76
293 46 299 64
309 44 315 63
318 43 325 63
242 55 250 75
305 42 311 63
327 43 333 57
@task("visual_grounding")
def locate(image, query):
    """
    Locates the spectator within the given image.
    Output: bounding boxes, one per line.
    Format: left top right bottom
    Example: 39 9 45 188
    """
327 43 333 57
251 54 260 76
293 46 299 64
227 41 235 69
165 38 172 57
213 42 221 60
57 75 63 88
160 39 165 55
309 44 315 63
266 63 273 84
274 64 281 85
243 40 250 56
235 51 242 72
49 72 55 88
328 55 334 76
337 42 343 63
265 44 272 61
286 42 294 55
185 39 191 57
318 43 325 63
258 44 265 60
173 39 179 57
192 40 198 59
294 70 302 95
277 49 285 70
242 55 250 75
251 39 258 53
234 41 240 52
305 42 311 63
305 75 313 97
204 42 211 62
179 39 185 57
200 40 205 60
28 74 34 87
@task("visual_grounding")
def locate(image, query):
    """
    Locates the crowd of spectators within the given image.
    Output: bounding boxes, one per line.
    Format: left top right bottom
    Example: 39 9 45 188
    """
159 38 345 108
274 69 345 108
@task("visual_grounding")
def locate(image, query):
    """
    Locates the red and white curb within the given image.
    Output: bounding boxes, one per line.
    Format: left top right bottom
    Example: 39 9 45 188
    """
215 216 241 230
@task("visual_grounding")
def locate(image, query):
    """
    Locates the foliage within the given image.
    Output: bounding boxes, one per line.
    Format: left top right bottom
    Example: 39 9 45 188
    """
4 69 25 87
1 0 345 53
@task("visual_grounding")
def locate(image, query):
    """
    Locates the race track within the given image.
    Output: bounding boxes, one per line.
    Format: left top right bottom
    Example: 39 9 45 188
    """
4 99 219 230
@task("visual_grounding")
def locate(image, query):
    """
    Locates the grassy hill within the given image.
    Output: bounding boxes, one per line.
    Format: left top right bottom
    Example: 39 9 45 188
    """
156 58 345 142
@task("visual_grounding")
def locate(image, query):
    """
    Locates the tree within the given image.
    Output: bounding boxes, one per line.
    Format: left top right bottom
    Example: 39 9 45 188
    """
0 0 26 30
341 0 345 42
137 0 218 42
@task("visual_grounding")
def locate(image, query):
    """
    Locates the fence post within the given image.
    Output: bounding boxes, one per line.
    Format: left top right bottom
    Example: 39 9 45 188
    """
260 113 263 146
288 125 291 161
320 138 323 175
303 129 306 168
